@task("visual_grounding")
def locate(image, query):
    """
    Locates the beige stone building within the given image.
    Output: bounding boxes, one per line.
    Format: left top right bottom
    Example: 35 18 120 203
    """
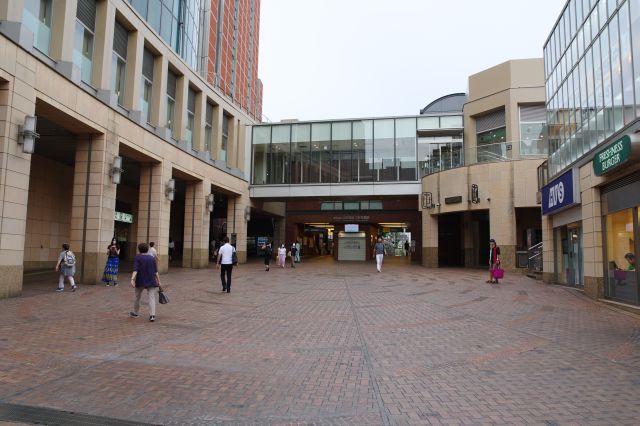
422 59 547 272
0 0 258 298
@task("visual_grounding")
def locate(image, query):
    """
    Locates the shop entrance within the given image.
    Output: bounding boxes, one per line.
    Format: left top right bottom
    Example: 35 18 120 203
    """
438 213 464 267
554 223 583 287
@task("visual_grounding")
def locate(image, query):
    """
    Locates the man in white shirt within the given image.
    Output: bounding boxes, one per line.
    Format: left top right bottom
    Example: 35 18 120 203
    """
216 236 236 293
147 241 158 265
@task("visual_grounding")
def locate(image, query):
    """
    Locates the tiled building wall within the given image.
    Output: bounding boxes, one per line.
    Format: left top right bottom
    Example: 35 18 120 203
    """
23 155 73 271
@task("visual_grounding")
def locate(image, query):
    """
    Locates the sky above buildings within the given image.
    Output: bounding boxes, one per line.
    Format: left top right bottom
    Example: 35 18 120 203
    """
258 0 567 122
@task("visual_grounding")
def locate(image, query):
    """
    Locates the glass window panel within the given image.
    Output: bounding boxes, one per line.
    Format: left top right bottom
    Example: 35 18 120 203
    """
252 127 271 184
331 122 351 183
477 127 507 163
374 119 395 181
609 17 624 131
417 116 439 130
369 201 383 210
160 6 172 43
344 201 359 210
291 124 310 184
605 208 637 304
395 118 416 181
600 28 614 139
352 121 374 182
111 54 126 106
186 112 194 144
440 115 463 128
24 0 53 54
147 1 161 32
310 123 331 183
130 0 148 18
618 2 635 124
74 21 94 84
142 79 152 123
630 0 640 117
270 125 290 184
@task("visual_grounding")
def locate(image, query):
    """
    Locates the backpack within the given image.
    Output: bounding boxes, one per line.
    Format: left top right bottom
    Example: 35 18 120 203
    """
63 250 76 267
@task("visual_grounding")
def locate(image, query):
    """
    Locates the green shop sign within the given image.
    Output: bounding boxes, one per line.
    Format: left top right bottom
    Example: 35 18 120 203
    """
593 135 631 176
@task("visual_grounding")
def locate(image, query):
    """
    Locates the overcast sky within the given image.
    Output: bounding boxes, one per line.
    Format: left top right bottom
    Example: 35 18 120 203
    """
258 0 567 122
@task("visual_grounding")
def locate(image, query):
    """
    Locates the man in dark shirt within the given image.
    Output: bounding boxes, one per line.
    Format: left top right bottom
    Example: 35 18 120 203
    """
130 243 161 322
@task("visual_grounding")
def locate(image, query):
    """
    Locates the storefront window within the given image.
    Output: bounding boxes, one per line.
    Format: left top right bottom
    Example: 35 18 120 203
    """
270 125 290 184
251 126 270 185
605 208 638 304
291 124 310 184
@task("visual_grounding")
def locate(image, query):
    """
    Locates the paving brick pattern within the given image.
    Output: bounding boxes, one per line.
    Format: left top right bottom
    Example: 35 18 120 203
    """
2 258 640 425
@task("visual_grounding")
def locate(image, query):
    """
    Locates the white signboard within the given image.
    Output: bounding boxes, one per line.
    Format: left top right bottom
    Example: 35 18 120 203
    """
344 224 359 232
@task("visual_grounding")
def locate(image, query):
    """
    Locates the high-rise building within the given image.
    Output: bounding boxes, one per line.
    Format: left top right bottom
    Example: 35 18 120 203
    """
126 0 262 120
542 0 640 307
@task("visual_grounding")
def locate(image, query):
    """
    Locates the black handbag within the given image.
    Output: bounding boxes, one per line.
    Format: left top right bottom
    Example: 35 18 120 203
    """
159 289 170 304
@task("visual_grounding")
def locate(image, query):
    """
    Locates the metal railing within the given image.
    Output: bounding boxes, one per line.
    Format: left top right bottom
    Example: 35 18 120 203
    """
527 242 543 273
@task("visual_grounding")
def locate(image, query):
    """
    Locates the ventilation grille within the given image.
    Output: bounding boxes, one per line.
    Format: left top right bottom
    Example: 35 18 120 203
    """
76 0 96 31
520 104 547 122
476 109 505 133
601 171 640 194
113 21 128 59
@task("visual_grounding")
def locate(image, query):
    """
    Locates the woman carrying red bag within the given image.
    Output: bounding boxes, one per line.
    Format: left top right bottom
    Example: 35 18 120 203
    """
487 239 502 284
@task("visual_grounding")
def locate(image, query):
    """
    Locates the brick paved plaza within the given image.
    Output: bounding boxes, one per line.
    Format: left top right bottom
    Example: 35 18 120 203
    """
1 258 640 425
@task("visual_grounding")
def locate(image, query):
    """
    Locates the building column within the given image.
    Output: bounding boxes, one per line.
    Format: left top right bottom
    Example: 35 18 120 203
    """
150 55 168 130
211 104 223 160
50 0 80 82
581 165 604 299
136 161 172 273
182 179 209 268
541 213 554 283
193 91 206 152
227 116 238 167
124 29 144 117
0 0 31 51
236 119 247 172
174 74 188 144
0 71 35 298
489 164 517 271
93 0 116 103
227 192 250 262
422 210 438 268
70 132 118 285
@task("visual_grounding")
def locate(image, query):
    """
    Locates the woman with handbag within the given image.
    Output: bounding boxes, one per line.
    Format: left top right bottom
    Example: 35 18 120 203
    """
129 242 161 322
487 238 502 284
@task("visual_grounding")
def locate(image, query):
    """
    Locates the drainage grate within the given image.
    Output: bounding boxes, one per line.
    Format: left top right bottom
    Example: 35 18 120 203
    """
0 402 158 426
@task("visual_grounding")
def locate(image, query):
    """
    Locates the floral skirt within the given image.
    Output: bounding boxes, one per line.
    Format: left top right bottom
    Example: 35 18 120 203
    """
102 256 119 283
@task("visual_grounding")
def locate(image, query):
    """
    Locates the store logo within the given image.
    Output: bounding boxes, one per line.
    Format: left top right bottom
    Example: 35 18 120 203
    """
547 182 564 208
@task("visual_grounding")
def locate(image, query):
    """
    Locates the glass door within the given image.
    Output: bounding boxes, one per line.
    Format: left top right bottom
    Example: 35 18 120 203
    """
567 225 583 287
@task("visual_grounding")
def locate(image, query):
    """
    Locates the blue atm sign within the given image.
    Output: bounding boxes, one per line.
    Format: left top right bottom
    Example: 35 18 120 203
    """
542 169 578 215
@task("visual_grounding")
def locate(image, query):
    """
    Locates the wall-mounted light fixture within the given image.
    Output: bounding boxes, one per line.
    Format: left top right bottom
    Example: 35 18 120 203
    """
206 193 215 213
17 115 39 154
244 205 251 222
166 179 176 201
110 156 123 184
471 184 480 204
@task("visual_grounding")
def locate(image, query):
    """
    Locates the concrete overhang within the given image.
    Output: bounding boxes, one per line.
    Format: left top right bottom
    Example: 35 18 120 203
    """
249 183 422 199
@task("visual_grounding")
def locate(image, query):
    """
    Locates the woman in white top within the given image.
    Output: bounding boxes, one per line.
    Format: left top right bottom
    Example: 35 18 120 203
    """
277 244 287 268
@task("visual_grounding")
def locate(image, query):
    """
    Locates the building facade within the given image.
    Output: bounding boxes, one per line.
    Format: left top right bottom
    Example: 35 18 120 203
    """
542 0 640 307
0 0 261 298
248 110 465 262
422 59 548 271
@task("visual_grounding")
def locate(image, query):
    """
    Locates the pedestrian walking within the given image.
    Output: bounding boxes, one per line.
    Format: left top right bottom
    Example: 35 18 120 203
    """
289 243 297 268
487 238 501 284
147 241 158 265
55 243 77 292
263 241 272 271
168 237 175 261
129 243 161 322
217 236 236 293
102 238 120 286
295 240 301 263
278 244 287 268
404 240 410 257
374 237 386 272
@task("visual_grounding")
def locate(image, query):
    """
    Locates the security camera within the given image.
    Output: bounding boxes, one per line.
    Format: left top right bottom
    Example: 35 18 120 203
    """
435 203 441 207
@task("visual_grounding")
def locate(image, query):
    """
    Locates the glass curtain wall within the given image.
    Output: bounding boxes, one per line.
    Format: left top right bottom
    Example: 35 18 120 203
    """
331 122 352 183
250 116 459 184
544 0 640 177
23 0 53 55
270 125 290 184
74 0 96 85
291 124 311 184
310 123 331 183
